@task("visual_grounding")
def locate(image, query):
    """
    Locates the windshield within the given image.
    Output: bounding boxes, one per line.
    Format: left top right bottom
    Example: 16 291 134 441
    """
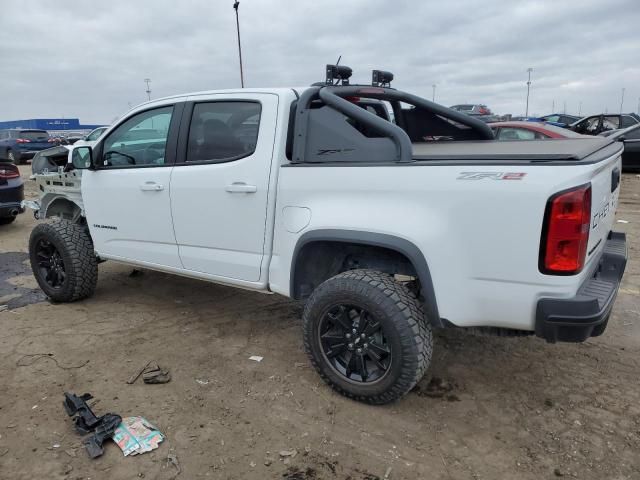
20 130 49 141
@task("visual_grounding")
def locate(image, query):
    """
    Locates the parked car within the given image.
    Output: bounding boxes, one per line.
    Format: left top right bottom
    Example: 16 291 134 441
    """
0 129 55 164
599 123 640 170
570 113 640 136
73 126 109 148
0 162 24 224
535 114 581 128
25 67 627 404
489 121 586 140
449 104 499 122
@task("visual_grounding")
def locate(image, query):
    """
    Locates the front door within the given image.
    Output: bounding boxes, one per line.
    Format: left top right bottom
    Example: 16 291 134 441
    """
169 94 279 282
82 104 183 268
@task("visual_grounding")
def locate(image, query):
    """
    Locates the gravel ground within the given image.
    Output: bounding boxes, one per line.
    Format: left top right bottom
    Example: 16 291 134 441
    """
0 165 639 480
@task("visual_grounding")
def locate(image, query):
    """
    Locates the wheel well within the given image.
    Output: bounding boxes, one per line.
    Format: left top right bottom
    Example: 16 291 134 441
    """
292 241 418 300
43 198 82 223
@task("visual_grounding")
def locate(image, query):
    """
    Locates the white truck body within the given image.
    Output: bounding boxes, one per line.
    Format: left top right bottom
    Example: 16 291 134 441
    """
28 79 627 403
72 88 621 331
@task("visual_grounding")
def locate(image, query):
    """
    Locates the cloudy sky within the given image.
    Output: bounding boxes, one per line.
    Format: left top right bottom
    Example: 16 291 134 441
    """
1 0 639 124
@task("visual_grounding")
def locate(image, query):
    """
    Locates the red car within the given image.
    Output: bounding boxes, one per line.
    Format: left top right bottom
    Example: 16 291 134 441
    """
489 121 585 140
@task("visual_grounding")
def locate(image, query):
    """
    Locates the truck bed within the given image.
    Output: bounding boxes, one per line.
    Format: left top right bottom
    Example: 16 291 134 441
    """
411 137 619 162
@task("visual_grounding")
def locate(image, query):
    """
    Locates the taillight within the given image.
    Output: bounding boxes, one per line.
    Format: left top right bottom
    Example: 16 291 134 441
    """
540 184 591 275
16 138 31 143
0 164 20 179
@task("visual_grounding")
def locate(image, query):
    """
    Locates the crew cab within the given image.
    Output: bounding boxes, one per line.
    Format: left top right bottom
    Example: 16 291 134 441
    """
26 66 627 404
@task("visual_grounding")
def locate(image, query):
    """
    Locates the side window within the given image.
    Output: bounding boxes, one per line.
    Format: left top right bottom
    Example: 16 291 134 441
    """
602 116 620 131
497 127 536 140
621 116 638 128
545 115 560 123
186 102 261 163
101 106 173 168
583 117 601 133
0 131 7 140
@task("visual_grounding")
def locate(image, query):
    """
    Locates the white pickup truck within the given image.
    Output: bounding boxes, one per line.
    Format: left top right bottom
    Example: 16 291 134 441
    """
27 67 627 404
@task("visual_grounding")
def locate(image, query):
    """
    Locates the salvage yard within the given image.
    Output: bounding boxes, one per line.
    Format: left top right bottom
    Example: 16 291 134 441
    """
1 165 639 480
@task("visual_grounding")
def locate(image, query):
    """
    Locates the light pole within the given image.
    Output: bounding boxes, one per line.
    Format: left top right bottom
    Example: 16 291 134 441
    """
552 99 555 113
578 101 582 116
233 1 245 88
144 78 151 101
619 88 625 113
525 68 533 117
432 84 436 102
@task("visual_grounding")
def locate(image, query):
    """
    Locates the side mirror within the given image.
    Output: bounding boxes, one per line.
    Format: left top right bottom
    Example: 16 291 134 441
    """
71 146 93 169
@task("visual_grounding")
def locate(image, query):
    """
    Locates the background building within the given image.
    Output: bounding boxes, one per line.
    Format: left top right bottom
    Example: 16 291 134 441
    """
0 118 103 131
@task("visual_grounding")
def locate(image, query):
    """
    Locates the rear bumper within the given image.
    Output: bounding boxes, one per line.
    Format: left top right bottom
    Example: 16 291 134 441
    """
0 182 24 217
535 231 627 343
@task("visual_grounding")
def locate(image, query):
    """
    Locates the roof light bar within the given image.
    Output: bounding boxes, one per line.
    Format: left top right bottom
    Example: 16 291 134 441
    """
372 70 393 87
325 64 353 86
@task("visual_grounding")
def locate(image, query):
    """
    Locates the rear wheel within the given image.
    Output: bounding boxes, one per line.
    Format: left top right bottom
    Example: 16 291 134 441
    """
303 269 432 404
6 150 17 164
29 220 98 302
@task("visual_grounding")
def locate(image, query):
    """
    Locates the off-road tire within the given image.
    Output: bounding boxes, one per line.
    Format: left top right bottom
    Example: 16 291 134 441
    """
29 220 98 302
0 216 16 225
303 269 432 404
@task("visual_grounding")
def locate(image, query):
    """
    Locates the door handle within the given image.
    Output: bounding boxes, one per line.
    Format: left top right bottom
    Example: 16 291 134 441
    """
225 182 257 193
140 182 164 191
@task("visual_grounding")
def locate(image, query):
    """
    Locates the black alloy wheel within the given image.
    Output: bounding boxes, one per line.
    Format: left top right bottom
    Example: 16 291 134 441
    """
319 304 391 383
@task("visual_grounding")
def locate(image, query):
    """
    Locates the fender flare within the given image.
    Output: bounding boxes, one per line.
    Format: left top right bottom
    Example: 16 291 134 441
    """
291 229 442 327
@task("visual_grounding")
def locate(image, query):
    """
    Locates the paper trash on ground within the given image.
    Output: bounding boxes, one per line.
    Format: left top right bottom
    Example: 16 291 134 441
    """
112 416 164 456
249 356 263 362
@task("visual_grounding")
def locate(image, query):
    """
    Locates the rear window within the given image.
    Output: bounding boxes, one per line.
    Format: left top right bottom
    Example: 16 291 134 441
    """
19 130 49 141
452 105 474 111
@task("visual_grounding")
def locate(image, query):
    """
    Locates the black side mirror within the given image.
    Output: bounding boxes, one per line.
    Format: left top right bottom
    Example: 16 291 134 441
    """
71 146 93 169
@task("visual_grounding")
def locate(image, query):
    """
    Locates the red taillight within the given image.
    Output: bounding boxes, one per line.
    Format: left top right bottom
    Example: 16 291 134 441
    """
16 138 31 143
0 164 20 179
540 185 591 274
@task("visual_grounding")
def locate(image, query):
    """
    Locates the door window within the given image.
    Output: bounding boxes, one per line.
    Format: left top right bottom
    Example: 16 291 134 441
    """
580 116 601 134
621 116 638 128
186 102 261 163
602 116 620 131
101 106 173 168
497 127 542 140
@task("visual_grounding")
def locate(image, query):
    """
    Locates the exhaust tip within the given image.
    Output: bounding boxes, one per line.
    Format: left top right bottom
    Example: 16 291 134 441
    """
9 209 19 217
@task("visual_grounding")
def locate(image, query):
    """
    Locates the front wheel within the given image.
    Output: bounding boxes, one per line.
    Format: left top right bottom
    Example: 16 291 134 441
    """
29 220 98 302
303 269 432 404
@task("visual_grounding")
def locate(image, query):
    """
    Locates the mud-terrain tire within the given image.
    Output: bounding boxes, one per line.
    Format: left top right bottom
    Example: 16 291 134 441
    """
303 269 432 404
29 220 98 302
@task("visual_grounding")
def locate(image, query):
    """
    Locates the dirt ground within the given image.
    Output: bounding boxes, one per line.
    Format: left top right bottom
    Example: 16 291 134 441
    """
1 165 639 480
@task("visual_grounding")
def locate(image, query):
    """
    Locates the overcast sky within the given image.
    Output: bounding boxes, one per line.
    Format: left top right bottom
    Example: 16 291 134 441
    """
1 0 639 124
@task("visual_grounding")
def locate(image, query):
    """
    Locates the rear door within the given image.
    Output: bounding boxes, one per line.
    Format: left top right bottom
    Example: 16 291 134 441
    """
169 93 278 282
82 103 184 268
622 126 640 168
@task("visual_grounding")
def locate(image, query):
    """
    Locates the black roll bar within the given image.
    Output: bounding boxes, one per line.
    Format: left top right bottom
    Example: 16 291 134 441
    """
292 85 495 163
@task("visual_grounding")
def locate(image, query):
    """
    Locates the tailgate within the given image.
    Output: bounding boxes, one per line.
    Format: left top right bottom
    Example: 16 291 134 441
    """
586 151 622 263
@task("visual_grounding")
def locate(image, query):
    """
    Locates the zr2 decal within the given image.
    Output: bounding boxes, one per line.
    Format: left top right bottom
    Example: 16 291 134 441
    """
457 172 527 180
